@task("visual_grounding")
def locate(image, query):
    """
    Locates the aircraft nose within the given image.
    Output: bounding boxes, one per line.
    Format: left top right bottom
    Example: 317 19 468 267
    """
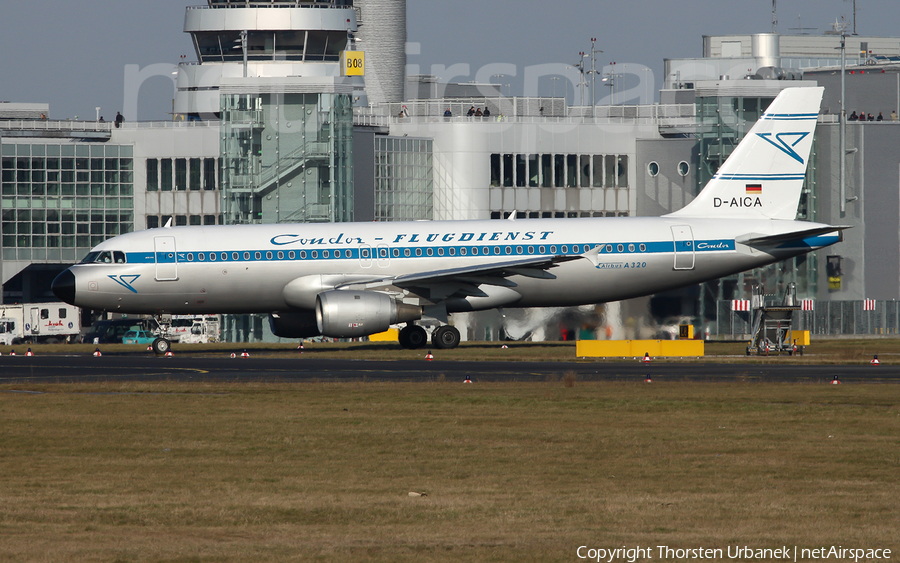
52 269 76 305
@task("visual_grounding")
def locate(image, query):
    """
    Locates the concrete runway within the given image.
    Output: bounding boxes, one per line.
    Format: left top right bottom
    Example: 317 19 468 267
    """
1 353 898 384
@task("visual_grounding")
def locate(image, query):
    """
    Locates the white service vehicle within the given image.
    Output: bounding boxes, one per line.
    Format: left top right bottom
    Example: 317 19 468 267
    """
0 303 82 345
167 315 221 344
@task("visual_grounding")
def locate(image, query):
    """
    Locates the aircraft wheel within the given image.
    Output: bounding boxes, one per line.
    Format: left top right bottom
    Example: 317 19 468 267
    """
399 325 428 349
151 338 171 355
432 325 461 350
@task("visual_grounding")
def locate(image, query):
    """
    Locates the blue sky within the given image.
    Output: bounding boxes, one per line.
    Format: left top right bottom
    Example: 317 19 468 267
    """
1 0 896 120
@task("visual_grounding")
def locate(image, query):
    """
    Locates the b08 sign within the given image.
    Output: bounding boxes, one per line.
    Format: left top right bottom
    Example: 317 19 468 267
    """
341 51 365 76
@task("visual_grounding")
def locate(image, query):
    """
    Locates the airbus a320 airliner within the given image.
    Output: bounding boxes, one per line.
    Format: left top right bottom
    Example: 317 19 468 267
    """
53 87 843 353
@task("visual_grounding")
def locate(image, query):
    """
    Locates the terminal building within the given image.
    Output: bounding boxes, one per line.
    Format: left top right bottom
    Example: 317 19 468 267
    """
2 2 900 340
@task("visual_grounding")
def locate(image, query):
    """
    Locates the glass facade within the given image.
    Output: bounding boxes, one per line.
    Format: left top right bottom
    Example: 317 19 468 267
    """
1 143 134 262
195 30 348 63
374 137 433 222
489 152 630 218
220 91 354 225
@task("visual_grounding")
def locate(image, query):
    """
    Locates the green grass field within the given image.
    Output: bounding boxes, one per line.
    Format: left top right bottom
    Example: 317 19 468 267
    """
1 379 898 562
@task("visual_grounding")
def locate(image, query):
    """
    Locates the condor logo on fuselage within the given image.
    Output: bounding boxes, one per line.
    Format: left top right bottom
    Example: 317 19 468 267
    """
714 197 762 209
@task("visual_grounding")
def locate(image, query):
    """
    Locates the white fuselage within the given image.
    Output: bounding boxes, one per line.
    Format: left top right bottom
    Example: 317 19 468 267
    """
61 216 839 315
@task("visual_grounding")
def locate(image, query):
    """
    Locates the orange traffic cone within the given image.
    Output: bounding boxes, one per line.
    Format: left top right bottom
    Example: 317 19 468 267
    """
642 352 652 364
831 376 841 385
425 350 434 361
871 355 880 366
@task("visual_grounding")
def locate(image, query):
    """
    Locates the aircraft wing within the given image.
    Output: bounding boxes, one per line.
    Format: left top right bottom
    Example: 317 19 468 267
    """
336 254 583 301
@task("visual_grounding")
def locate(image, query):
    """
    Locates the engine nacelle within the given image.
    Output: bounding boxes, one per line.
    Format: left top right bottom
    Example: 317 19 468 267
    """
268 310 321 338
316 290 422 338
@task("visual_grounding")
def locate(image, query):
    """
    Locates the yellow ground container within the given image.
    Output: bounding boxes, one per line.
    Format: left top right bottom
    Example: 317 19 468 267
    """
368 328 399 342
791 330 810 346
576 339 705 358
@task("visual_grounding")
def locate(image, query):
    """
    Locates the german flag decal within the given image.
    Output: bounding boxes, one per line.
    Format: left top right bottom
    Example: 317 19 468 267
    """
746 184 762 194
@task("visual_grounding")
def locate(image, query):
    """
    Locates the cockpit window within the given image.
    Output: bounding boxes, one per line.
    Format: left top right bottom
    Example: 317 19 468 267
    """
80 250 126 264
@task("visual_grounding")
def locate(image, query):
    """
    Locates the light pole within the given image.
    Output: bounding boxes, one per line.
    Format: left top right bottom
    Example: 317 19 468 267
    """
588 38 603 115
576 52 588 106
839 31 847 214
603 62 618 105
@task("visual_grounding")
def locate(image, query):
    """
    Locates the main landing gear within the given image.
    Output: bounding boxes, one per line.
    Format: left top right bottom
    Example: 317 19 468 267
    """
397 324 460 350
398 324 428 349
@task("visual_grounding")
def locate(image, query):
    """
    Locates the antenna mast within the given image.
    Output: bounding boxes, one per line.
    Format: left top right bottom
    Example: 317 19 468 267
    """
772 0 777 33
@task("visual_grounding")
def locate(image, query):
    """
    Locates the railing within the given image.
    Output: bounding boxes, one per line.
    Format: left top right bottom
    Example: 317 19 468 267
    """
188 1 353 10
353 103 696 127
817 114 900 124
716 300 900 338
0 120 218 131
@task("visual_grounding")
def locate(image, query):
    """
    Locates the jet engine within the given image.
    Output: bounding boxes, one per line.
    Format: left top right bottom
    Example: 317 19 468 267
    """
268 310 321 338
315 290 422 338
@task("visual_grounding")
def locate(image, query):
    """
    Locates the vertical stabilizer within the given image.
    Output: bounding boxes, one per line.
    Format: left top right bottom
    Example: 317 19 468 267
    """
667 86 824 220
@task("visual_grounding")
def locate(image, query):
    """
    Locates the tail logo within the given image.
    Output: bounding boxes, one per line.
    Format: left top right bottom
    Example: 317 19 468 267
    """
108 275 141 294
755 132 810 164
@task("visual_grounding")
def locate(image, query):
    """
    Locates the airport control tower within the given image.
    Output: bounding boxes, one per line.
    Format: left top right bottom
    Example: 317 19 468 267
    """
175 0 362 226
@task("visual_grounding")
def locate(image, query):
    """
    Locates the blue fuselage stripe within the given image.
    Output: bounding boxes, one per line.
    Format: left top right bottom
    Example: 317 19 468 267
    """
117 239 740 265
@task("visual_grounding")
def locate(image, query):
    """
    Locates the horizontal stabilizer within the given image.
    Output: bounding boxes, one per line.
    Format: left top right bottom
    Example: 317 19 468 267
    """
736 226 849 247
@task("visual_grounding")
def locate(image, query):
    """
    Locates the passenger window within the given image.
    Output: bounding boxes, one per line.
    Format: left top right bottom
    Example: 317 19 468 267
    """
41 309 49 319
59 309 67 319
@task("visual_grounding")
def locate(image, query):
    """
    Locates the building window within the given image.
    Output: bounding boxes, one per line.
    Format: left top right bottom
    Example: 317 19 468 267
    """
147 159 158 191
189 158 201 190
160 159 173 191
490 154 501 187
175 158 187 190
204 158 217 190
